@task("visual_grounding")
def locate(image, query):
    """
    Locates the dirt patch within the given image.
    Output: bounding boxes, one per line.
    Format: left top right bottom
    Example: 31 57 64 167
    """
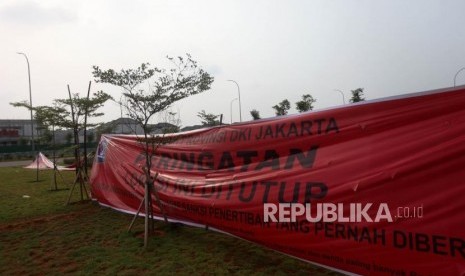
0 208 95 232
134 230 165 239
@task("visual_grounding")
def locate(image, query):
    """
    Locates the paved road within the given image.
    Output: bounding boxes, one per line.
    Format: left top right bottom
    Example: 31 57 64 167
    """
0 158 65 168
0 160 31 167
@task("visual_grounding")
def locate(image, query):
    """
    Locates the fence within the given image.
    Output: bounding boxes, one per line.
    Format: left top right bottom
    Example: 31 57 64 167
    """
0 142 98 161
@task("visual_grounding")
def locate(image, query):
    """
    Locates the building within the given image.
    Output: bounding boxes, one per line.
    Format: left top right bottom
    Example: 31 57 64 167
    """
0 117 179 147
0 119 39 146
95 118 179 136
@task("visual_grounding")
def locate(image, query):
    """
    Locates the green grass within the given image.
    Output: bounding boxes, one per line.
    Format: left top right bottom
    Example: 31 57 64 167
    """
0 167 341 275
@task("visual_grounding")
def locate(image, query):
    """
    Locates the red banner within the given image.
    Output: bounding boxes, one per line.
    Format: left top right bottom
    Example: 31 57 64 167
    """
90 86 465 275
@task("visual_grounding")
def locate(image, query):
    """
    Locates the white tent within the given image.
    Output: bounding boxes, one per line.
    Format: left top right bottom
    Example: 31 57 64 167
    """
24 152 75 171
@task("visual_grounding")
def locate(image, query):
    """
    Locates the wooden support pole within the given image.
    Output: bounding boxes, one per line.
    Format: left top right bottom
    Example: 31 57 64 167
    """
128 196 145 232
79 169 83 201
144 181 150 248
65 175 79 205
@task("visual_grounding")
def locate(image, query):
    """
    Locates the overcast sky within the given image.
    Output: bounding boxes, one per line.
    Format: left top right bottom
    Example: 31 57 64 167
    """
1 0 465 127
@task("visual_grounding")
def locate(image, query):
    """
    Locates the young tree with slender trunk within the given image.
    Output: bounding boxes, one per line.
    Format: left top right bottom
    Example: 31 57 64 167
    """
197 110 219 126
295 94 316 113
272 99 290 116
350 88 366 103
92 54 214 248
11 85 111 197
250 109 261 120
58 85 112 183
34 104 68 190
10 102 67 189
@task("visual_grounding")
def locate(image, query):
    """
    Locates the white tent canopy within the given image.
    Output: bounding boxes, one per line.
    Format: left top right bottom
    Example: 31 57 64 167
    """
24 152 75 171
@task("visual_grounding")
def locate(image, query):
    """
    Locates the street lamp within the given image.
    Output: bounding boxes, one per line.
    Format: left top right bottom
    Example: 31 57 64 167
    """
17 52 37 181
119 95 124 134
334 89 346 104
454 67 465 87
227 80 242 122
230 98 238 124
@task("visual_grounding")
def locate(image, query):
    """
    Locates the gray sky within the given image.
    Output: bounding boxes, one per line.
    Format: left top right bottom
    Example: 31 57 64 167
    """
1 0 465 127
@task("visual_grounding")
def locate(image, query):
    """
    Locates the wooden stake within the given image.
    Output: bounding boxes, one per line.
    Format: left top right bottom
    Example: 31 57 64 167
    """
65 166 89 204
128 196 145 232
79 169 83 201
144 181 149 248
65 175 78 205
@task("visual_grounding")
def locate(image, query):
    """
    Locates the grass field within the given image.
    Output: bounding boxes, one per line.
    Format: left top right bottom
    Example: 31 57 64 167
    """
0 167 341 275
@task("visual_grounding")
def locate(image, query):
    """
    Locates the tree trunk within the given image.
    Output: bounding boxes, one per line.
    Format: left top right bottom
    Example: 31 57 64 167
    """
144 178 150 248
67 86 80 177
52 125 57 190
83 81 91 179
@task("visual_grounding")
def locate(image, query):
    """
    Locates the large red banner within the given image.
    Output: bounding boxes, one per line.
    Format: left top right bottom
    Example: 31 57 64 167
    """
90 86 465 275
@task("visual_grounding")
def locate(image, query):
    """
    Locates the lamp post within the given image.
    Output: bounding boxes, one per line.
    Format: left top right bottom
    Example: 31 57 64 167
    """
227 80 242 122
17 52 38 181
454 67 465 87
334 89 346 104
119 95 124 134
230 98 238 124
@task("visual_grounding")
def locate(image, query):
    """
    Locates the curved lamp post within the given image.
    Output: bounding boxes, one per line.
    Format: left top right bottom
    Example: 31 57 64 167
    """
17 52 38 181
119 95 124 133
334 89 346 104
454 67 465 87
227 80 242 122
230 98 238 124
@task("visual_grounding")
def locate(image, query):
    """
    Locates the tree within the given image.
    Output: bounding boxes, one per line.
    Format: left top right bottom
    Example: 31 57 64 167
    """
33 104 69 190
350 88 365 103
95 123 116 142
87 132 95 143
159 110 181 133
57 85 112 182
272 99 290 116
36 125 48 145
92 54 213 247
10 101 68 183
295 94 316 113
65 132 73 144
11 86 112 192
197 110 219 126
40 127 53 144
250 109 261 120
19 137 28 146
